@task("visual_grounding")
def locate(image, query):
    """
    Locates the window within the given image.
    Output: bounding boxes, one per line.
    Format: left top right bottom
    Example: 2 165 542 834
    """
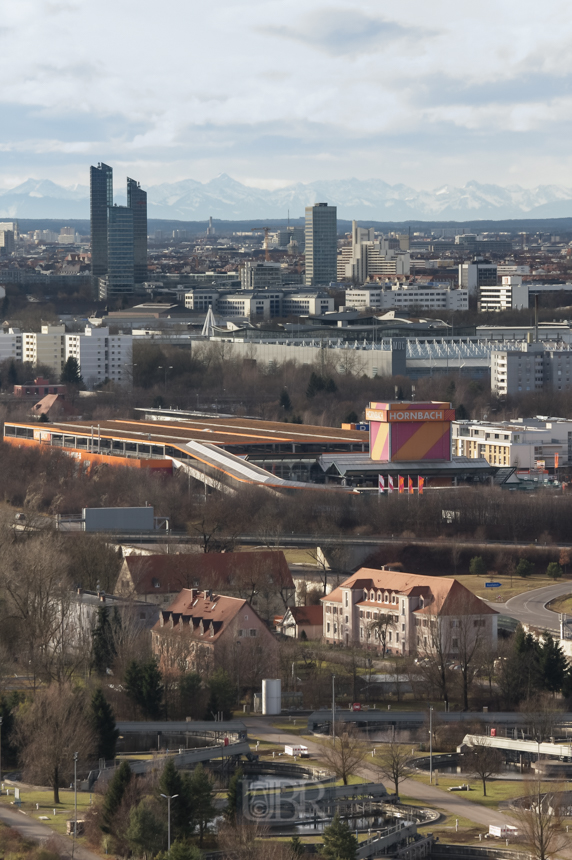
401 601 406 615
450 619 459 628
249 629 257 637
391 594 397 605
327 622 330 633
452 638 459 649
370 590 375 601
384 592 389 602
473 619 486 628
345 593 349 607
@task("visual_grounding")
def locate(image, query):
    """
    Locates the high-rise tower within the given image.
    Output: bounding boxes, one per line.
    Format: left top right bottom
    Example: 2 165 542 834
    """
90 163 113 289
127 177 148 284
107 205 134 296
304 202 337 286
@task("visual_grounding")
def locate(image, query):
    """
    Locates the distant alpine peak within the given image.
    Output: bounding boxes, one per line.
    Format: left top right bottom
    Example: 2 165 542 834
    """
1 175 572 220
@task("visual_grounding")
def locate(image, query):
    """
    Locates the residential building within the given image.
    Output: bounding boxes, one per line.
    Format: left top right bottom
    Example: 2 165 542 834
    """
322 568 497 655
279 605 323 640
115 550 294 621
14 377 67 397
240 262 282 290
458 259 497 295
491 342 572 396
0 221 19 241
345 285 468 312
0 329 22 363
63 588 158 653
337 222 410 282
151 587 278 676
22 325 66 378
90 162 113 288
127 177 148 284
452 417 572 470
0 230 15 255
305 202 337 286
65 326 132 387
479 276 529 311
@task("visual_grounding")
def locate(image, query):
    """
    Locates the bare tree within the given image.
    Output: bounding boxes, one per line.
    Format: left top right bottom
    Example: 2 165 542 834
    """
465 737 502 796
371 740 415 797
15 683 94 803
368 613 394 658
512 777 568 860
321 725 365 785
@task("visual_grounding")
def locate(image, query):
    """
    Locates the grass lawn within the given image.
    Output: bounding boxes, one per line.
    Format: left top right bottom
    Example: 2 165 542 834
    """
0 786 94 838
409 772 525 808
547 593 572 613
453 572 570 601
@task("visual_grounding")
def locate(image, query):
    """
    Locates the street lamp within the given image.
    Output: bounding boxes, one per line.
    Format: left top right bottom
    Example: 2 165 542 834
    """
161 793 179 852
73 751 78 842
429 707 433 784
157 365 173 390
0 716 3 783
331 674 336 740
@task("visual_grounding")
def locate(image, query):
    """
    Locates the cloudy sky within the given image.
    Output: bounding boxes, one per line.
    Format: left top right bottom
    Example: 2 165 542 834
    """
1 0 571 190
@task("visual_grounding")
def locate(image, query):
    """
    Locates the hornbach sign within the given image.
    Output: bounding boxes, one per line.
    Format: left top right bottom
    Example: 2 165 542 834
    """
366 408 446 422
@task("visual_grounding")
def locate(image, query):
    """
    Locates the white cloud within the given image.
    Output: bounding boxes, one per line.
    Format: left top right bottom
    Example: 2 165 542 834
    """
1 0 572 188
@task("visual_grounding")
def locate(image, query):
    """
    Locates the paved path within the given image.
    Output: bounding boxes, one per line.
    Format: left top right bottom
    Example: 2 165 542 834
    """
485 580 572 632
244 718 513 831
0 801 102 860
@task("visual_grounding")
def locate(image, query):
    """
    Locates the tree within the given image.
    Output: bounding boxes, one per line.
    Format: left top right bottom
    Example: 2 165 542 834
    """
101 760 132 834
60 356 83 386
517 558 535 578
368 613 394 657
321 726 364 786
188 763 216 845
322 812 358 860
280 389 292 411
290 836 305 858
539 635 567 694
372 740 414 797
512 777 567 860
7 360 18 387
15 683 94 804
205 669 236 720
306 372 325 399
91 688 120 762
469 556 486 578
92 605 116 675
125 658 163 719
559 549 570 574
157 841 201 860
465 737 502 796
126 796 167 858
158 758 193 840
546 562 562 580
225 768 243 823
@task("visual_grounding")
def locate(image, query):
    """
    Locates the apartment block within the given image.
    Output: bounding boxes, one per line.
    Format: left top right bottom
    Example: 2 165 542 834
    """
458 259 497 294
22 325 66 377
65 327 132 387
453 417 572 470
0 329 22 363
491 342 572 396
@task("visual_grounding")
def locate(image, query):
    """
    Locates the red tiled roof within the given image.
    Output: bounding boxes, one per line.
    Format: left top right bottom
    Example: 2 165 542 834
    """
322 568 497 617
123 550 294 595
152 589 247 641
289 605 323 626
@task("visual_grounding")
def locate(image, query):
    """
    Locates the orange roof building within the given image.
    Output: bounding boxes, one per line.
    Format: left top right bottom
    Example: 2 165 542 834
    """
322 567 498 656
280 605 323 640
151 587 278 679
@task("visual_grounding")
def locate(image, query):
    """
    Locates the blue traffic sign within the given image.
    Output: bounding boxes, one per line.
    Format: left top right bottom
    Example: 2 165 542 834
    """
485 582 502 588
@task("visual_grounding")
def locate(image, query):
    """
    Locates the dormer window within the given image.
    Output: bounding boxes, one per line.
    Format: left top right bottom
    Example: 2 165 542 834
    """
384 592 389 603
419 596 424 608
392 594 397 605
370 590 375 601
377 591 382 602
363 590 368 600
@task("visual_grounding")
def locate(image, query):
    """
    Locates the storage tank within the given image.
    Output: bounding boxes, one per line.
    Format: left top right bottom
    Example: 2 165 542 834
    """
262 679 281 715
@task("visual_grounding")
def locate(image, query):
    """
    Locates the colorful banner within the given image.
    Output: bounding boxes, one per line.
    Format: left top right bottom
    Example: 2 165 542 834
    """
398 475 405 494
555 453 560 469
388 475 394 493
378 475 385 494
408 476 414 495
418 476 425 495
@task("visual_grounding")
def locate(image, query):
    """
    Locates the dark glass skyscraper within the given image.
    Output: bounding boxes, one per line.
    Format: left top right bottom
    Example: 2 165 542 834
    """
304 202 337 286
107 205 134 295
90 163 113 289
127 177 148 284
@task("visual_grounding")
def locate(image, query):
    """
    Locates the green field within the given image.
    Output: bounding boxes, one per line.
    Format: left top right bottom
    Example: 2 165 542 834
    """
0 786 93 838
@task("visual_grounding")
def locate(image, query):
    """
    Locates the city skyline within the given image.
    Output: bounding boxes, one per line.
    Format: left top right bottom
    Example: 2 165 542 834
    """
1 0 572 191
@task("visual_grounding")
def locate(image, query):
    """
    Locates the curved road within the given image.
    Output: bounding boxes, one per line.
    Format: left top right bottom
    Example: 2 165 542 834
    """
485 580 572 632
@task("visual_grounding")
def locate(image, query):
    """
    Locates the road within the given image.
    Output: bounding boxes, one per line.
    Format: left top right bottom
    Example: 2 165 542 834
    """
244 718 513 832
0 801 102 860
485 580 572 632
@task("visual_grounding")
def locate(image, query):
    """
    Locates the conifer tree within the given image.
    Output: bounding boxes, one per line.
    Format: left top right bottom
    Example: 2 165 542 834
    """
101 761 131 833
90 688 120 761
322 813 358 860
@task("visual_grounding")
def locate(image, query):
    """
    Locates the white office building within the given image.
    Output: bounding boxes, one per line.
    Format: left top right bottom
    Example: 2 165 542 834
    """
338 222 410 282
65 327 132 388
240 262 282 290
458 260 498 294
453 417 572 470
479 276 529 312
345 284 468 312
184 289 334 319
0 329 22 363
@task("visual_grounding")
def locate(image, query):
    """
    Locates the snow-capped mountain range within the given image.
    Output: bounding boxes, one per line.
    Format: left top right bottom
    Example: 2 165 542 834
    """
2 176 572 221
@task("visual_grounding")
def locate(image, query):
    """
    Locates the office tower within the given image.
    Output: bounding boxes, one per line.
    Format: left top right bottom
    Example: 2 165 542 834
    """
458 258 497 294
90 163 113 288
106 205 134 296
127 177 148 284
304 202 337 286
